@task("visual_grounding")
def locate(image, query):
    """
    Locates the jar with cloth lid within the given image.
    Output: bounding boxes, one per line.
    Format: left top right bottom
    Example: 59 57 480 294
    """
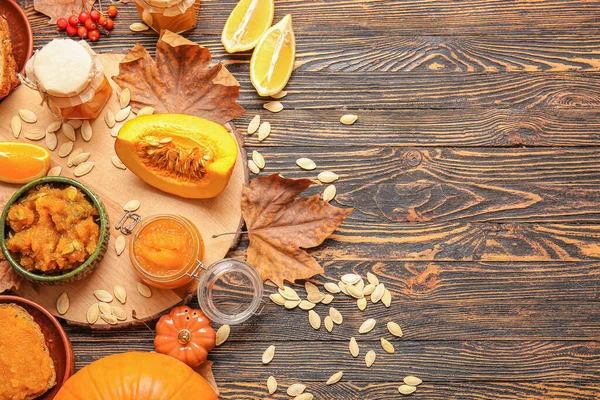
133 0 200 34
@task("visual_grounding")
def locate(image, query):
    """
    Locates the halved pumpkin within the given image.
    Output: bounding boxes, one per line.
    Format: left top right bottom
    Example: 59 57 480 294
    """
115 114 238 199
0 142 51 184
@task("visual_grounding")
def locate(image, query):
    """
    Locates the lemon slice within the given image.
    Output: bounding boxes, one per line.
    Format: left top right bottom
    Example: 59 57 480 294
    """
221 0 275 53
250 14 296 97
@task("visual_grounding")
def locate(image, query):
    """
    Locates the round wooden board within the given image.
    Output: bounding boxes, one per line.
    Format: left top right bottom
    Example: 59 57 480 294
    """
0 54 248 329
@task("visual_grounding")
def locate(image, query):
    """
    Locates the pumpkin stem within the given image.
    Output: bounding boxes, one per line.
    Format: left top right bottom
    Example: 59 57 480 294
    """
178 329 192 344
212 231 248 238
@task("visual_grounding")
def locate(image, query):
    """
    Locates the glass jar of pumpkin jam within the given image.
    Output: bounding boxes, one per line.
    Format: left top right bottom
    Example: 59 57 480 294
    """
133 0 200 34
129 214 204 289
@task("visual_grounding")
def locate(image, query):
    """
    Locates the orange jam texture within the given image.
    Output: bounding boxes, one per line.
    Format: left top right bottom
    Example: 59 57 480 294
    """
0 305 55 399
134 0 200 34
5 185 100 273
134 219 194 276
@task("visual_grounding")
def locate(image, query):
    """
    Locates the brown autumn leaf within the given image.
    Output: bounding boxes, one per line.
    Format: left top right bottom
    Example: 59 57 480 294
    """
242 174 353 288
34 0 94 24
194 361 219 396
113 30 245 125
0 252 21 293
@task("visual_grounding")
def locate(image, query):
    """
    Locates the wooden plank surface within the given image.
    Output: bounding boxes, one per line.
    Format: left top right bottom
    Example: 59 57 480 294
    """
11 0 600 398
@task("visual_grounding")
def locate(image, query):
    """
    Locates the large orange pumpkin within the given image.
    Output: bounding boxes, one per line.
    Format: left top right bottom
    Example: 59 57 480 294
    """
54 352 218 400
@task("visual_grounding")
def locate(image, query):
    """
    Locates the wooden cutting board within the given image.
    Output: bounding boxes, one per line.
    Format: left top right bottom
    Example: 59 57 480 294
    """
0 54 248 328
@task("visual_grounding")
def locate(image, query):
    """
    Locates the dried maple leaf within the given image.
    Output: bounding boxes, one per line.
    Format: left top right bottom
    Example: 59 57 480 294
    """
0 252 21 293
113 31 245 125
194 360 219 396
241 174 353 288
34 0 93 24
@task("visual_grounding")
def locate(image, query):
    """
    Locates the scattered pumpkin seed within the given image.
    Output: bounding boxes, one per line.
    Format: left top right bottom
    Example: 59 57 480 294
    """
270 293 286 305
24 129 45 141
98 302 112 315
47 121 61 133
357 297 367 311
287 384 306 396
74 162 94 177
19 109 37 123
58 141 74 158
322 294 334 304
338 281 349 295
110 126 120 137
387 321 403 337
116 106 131 122
136 106 154 116
381 338 395 354
159 137 172 144
363 283 376 296
267 376 277 394
296 157 316 170
367 272 379 285
359 318 376 334
329 307 343 324
114 284 127 304
71 152 90 166
271 90 287 99
216 324 231 346
101 313 118 325
349 337 359 357
86 303 99 324
262 345 275 364
326 371 343 385
279 286 300 301
341 273 361 285
62 123 76 141
104 110 116 128
67 148 83 167
110 155 126 170
94 289 113 303
248 159 260 174
120 88 131 109
324 315 333 332
324 282 341 294
371 283 385 303
115 235 126 256
252 150 265 169
247 114 260 134
346 284 364 299
137 282 152 298
130 22 149 32
322 184 336 202
123 200 141 212
45 132 58 150
355 278 365 292
308 310 321 330
11 115 21 138
307 291 325 304
258 121 271 141
398 385 417 395
56 292 69 315
404 376 422 386
68 119 83 129
382 288 392 307
294 393 313 400
365 350 376 367
304 281 319 294
317 171 339 183
299 300 316 311
81 120 93 142
284 299 301 309
340 114 358 125
112 306 127 321
47 166 62 177
264 101 283 113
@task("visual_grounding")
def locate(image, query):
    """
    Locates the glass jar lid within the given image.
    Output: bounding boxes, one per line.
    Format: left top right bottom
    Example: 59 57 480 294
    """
197 258 264 325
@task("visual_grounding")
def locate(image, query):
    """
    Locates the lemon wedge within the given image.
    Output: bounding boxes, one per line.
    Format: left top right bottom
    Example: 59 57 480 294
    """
250 14 296 97
221 0 275 53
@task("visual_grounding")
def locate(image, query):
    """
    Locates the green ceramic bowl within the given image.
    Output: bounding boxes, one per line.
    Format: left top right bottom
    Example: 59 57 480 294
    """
0 177 110 285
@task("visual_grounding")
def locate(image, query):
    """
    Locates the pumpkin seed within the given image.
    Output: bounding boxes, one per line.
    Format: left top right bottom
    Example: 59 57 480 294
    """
338 281 349 295
363 283 376 296
19 109 37 123
47 166 62 177
56 292 69 315
11 115 21 138
326 371 343 385
112 306 127 321
270 293 286 305
258 121 271 141
114 284 127 304
357 297 367 311
74 162 94 177
86 303 99 324
45 121 61 134
371 283 385 303
248 159 260 174
324 282 341 294
296 157 316 170
271 90 287 99
216 324 231 346
307 291 325 304
382 288 392 307
115 106 131 122
137 282 152 298
322 184 337 202
304 281 319 294
267 376 277 394
24 129 45 141
381 338 395 354
308 310 321 330
341 273 361 285
322 294 334 304
71 152 90 166
324 315 333 332
262 345 275 364
94 289 113 303
136 106 154 116
365 350 376 367
317 171 339 183
287 384 306 396
45 132 58 150
120 88 131 109
81 120 93 142
123 200 140 212
67 148 83 167
329 307 343 325
115 235 126 256
398 385 417 395
359 318 376 334
105 110 116 128
367 272 379 285
349 337 359 357
112 155 127 170
62 123 76 141
130 22 149 32
387 321 403 337
299 300 316 311
294 393 313 400
284 299 301 309
279 286 300 301
263 101 283 113
159 137 172 144
68 119 83 129
98 302 112 315
247 114 260 134
101 314 118 325
340 114 358 125
252 150 265 169
58 141 74 158
355 278 365 292
404 376 422 386
110 126 120 138
346 283 364 299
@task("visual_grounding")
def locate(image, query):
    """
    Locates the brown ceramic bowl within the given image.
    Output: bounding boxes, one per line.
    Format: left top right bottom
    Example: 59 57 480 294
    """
0 0 33 72
0 295 75 399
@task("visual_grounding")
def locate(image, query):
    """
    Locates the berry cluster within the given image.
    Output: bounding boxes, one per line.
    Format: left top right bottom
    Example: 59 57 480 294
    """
56 5 118 42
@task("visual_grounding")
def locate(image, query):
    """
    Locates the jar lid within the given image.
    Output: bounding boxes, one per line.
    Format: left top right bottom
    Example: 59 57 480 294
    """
32 39 95 98
197 258 264 325
144 0 183 8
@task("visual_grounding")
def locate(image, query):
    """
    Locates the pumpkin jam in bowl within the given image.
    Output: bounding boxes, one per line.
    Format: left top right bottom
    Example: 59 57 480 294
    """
129 214 204 290
0 177 110 285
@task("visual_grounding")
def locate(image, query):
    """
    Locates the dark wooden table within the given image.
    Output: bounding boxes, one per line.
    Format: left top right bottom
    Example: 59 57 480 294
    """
18 1 600 398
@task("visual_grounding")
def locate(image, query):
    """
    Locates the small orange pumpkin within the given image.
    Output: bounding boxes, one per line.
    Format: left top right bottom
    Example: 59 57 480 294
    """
154 305 216 368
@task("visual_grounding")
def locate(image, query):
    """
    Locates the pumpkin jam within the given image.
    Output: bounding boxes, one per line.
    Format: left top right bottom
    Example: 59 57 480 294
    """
0 304 56 400
5 185 100 274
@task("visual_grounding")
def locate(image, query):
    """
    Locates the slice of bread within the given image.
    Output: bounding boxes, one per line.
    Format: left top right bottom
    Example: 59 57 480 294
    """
0 304 57 400
0 15 19 100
